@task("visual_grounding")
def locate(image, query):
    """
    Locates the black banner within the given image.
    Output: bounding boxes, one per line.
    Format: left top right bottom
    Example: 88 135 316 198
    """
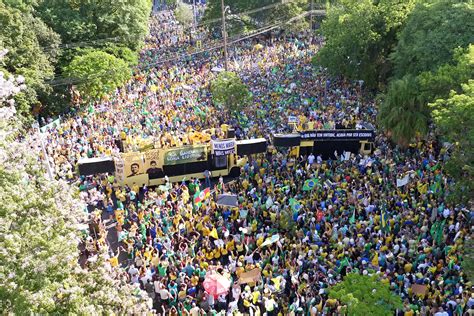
299 130 375 141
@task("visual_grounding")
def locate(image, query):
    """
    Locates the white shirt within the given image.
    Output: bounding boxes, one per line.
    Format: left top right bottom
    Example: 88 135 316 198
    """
190 306 201 316
159 289 171 300
154 281 161 293
265 298 277 311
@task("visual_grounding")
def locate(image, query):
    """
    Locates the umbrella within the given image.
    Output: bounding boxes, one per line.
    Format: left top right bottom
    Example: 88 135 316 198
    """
203 271 231 297
216 194 239 207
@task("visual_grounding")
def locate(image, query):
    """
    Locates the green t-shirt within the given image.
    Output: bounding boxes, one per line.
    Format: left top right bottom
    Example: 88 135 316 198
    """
158 265 167 277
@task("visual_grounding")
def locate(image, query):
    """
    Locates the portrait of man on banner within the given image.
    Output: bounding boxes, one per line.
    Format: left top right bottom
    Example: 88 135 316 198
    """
146 160 164 179
128 162 143 178
144 149 163 180
122 153 145 178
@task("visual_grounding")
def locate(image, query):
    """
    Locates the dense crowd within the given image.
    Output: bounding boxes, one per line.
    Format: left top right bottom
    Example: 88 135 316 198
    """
41 10 473 316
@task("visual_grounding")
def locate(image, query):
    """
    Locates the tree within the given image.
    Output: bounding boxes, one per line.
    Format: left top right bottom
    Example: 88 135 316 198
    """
462 238 474 284
101 43 139 67
329 273 403 316
430 80 474 203
174 2 194 28
165 0 178 9
391 0 474 79
211 71 251 114
268 0 309 33
314 0 416 89
203 0 309 36
418 45 474 103
0 52 151 314
37 0 152 51
64 50 131 102
0 1 60 118
378 75 429 147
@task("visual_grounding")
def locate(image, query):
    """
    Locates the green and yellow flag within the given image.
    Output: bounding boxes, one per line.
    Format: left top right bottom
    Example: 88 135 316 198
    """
302 178 318 191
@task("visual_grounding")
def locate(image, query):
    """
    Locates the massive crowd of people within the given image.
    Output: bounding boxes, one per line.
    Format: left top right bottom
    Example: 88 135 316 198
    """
41 9 473 316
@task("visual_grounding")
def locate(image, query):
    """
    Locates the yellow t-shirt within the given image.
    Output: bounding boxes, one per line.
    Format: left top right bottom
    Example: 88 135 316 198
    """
109 256 119 267
214 248 221 259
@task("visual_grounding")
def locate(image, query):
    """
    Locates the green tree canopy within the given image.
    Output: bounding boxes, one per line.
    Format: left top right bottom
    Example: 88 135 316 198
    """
391 0 474 79
0 1 60 117
37 0 152 51
329 273 403 316
430 80 474 203
64 50 131 102
378 75 429 147
314 0 416 89
174 2 194 28
211 71 251 114
463 238 474 284
203 0 310 35
418 45 474 103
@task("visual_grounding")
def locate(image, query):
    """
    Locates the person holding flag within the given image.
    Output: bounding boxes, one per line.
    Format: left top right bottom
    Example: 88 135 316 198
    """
302 178 318 191
194 187 211 210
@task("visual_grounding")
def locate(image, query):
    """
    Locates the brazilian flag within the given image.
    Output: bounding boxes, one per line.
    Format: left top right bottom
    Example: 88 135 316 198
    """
302 178 318 191
289 198 301 212
237 113 249 128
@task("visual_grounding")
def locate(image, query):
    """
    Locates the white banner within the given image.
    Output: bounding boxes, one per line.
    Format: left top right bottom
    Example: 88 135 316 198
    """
396 174 410 187
114 157 125 184
212 139 235 156
288 115 299 123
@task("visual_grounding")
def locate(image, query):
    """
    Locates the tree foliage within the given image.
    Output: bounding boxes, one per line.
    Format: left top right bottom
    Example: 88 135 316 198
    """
0 0 151 118
0 55 151 315
391 0 474 79
269 0 309 32
462 238 474 284
37 0 152 51
0 1 60 118
174 2 194 27
314 0 416 89
329 273 403 316
64 50 131 102
418 45 474 103
430 80 474 203
378 75 429 147
211 71 251 114
203 0 310 35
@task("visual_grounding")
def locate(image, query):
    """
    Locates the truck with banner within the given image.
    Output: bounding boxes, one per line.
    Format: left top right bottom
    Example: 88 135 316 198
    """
273 128 375 160
113 136 267 187
76 124 268 186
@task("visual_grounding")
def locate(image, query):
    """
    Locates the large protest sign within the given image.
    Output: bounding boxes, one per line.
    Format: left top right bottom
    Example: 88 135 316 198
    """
299 129 375 141
114 157 125 184
40 117 61 133
121 152 147 186
396 174 410 187
144 149 163 180
212 139 235 156
412 284 427 295
163 146 207 165
238 268 261 284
